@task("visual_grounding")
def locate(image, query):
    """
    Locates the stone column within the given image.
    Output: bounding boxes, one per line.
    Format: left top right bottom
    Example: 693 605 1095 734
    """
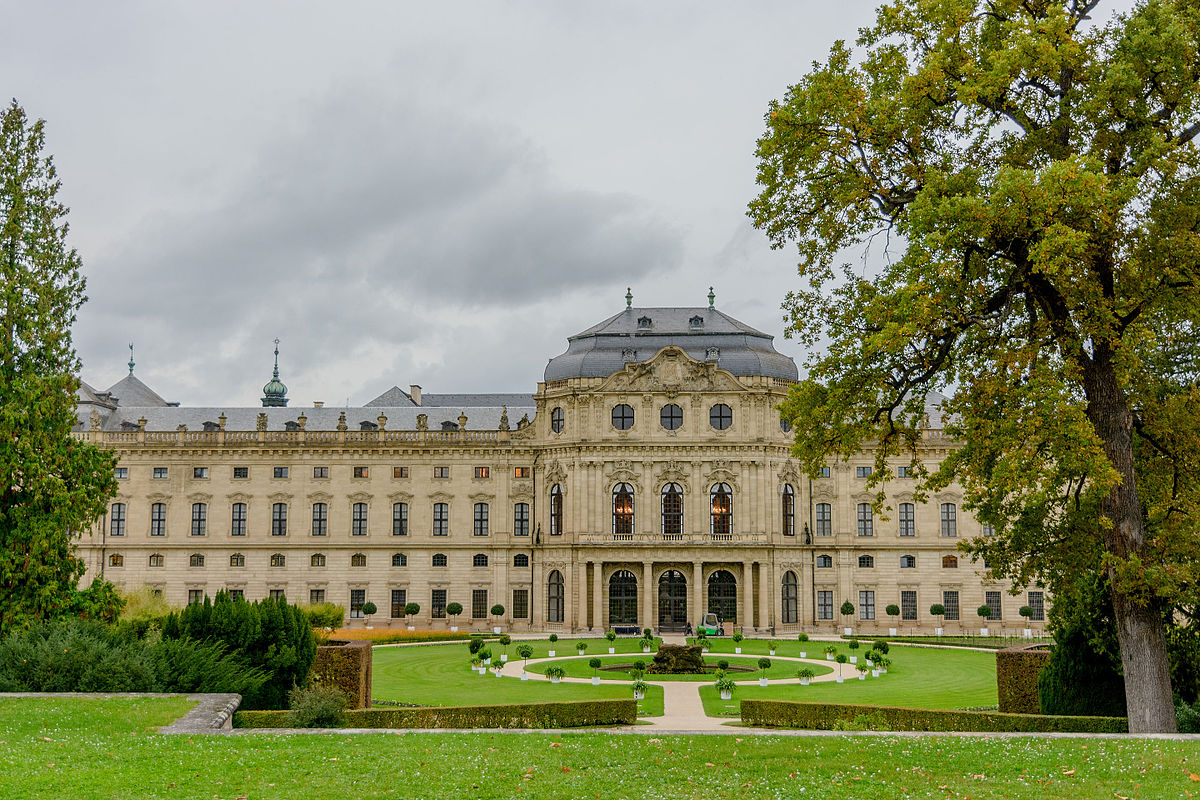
758 559 772 630
592 560 603 630
642 560 653 631
532 557 544 630
692 560 703 627
742 561 755 632
577 560 588 633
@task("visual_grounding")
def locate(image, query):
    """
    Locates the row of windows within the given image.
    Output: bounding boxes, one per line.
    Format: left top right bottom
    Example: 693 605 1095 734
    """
549 403 736 434
608 482 734 535
111 501 532 538
813 589 1045 621
815 553 965 569
804 501 959 538
123 465 532 481
117 551 534 569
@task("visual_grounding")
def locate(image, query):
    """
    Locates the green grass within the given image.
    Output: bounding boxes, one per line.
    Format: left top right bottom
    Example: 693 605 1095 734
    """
372 641 664 716
525 654 834 682
2 696 1198 800
697 643 998 716
849 633 1049 650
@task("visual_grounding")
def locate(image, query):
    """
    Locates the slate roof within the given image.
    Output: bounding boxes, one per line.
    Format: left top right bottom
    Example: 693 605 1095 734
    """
363 387 533 408
105 374 177 407
91 405 535 432
544 306 799 382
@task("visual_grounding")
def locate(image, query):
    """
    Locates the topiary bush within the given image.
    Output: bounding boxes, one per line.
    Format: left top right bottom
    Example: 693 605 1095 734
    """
288 682 348 728
1038 623 1127 717
996 644 1051 714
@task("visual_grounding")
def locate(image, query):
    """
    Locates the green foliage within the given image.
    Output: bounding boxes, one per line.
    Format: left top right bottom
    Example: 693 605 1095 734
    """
468 635 484 655
588 657 602 673
0 101 116 634
848 639 859 650
797 633 809 642
575 641 587 652
732 631 744 643
516 644 533 662
360 601 377 618
977 606 993 620
715 672 736 693
445 602 463 617
874 641 889 654
740 700 1128 733
300 602 345 630
404 602 419 617
548 633 558 643
832 712 890 731
1039 628 1128 718
1176 697 1200 733
287 682 347 728
66 578 124 625
490 604 504 617
1019 606 1034 619
604 630 616 642
839 601 854 617
717 659 730 670
310 642 371 709
544 665 565 680
236 699 638 729
797 667 816 680
885 605 900 617
996 645 1051 714
930 604 945 617
757 657 772 674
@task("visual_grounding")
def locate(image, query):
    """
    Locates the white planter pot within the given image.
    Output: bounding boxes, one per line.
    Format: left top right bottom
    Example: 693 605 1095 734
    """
495 670 503 678
734 647 742 654
473 666 482 674
980 628 989 637
577 650 586 656
935 627 944 636
608 647 615 654
450 626 458 632
642 647 651 654
633 690 645 700
591 676 600 685
799 651 806 659
719 689 732 700
865 659 873 667
799 678 811 686
500 654 508 662
871 670 880 678
406 625 415 631
493 627 501 634
844 627 853 636
849 656 857 664
1024 628 1033 638
825 654 834 661
521 672 529 681
550 676 561 684
483 657 491 665
889 627 897 636
548 649 556 657
858 673 866 680
880 668 887 674
835 675 844 683
769 649 776 656
758 678 768 687
365 625 374 630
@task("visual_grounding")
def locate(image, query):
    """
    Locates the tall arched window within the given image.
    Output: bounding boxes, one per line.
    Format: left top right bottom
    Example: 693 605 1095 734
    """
549 484 563 536
608 569 638 624
661 483 683 535
547 570 565 623
392 502 408 536
781 571 798 624
710 483 732 535
433 502 448 536
613 483 634 535
707 569 737 623
150 502 166 536
781 484 795 536
899 502 915 536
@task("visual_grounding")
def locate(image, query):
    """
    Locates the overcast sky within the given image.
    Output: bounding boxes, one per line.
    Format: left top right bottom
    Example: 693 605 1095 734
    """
8 1 889 407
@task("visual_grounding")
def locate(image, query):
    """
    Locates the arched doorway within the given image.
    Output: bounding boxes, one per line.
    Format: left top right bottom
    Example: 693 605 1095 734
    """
658 570 688 632
707 569 737 624
608 570 638 625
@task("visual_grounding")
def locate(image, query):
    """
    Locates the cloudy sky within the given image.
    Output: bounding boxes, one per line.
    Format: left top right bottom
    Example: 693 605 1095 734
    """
8 1 887 407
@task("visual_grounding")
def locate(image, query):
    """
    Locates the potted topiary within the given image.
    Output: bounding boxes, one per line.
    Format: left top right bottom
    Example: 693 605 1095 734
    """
498 634 512 662
548 632 558 657
856 662 869 680
546 665 565 684
840 600 855 636
797 666 815 686
605 630 617 654
930 603 945 636
835 653 848 682
640 634 654 654
715 671 736 701
631 660 645 677
848 638 859 664
589 657 603 685
824 645 837 661
360 601 377 629
1020 605 1034 638
404 602 420 631
470 655 483 674
490 603 505 634
468 635 484 655
977 605 992 637
493 659 505 678
717 659 730 671
446 601 463 632
757 657 771 687
768 640 777 656
732 630 744 654
478 647 492 666
576 640 588 656
517 644 533 679
885 604 900 636
632 677 647 701
643 627 652 638
697 631 710 651
797 632 810 642
875 654 891 674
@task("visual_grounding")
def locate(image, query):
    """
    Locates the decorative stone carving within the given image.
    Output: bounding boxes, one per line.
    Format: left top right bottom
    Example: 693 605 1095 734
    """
416 414 427 431
89 410 101 431
256 413 268 431
655 460 690 492
510 480 533 499
499 405 510 431
706 459 740 490
458 412 468 430
544 459 567 485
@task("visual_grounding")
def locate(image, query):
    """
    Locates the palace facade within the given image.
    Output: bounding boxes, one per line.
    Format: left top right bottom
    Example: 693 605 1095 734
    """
74 301 1047 635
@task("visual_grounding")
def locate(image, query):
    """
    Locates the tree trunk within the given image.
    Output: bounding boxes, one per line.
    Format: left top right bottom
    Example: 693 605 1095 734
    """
1085 350 1177 733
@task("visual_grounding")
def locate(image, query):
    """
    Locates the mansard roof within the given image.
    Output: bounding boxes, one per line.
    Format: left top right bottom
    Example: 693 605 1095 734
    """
105 374 177 407
364 386 533 408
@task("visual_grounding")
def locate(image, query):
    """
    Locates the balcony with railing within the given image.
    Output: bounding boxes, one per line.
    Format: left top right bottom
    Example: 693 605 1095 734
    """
578 530 768 547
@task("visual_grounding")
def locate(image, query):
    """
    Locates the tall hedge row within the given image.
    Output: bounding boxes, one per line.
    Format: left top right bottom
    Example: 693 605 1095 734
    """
310 641 372 709
996 644 1051 713
740 699 1127 733
236 699 637 729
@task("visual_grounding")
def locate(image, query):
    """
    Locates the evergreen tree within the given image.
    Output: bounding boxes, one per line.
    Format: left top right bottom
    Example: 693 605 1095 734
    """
0 101 115 633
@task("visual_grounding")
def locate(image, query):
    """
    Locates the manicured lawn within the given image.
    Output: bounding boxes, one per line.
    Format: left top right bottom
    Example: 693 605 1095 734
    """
526 654 834 682
372 642 664 716
3 696 1198 800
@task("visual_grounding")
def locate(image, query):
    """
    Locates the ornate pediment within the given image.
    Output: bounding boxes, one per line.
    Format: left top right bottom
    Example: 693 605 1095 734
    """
605 459 641 492
268 492 293 503
654 460 690 492
704 460 739 491
811 482 837 501
308 491 333 503
777 460 802 487
599 346 747 394
387 491 413 503
429 491 453 503
469 491 495 503
348 491 373 503
510 480 533 500
187 492 212 504
226 492 251 503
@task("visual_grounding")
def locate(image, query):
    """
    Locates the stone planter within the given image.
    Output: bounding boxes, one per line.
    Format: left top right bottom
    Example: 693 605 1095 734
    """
634 690 645 700
769 649 776 656
493 626 501 634
758 678 768 687
500 654 507 662
835 675 844 683
981 627 989 637
591 676 600 685
608 647 615 654
521 672 529 681
483 657 491 665
849 656 857 664
825 654 834 661
799 651 806 658
799 678 811 686
720 689 732 700
642 647 651 654
550 676 561 684
935 627 944 636
734 647 742 654
1024 628 1033 638
548 649 556 657
494 670 503 678
406 625 415 631
889 627 897 636
577 650 586 656
844 627 852 636
857 673 866 680
871 669 880 678
450 625 458 632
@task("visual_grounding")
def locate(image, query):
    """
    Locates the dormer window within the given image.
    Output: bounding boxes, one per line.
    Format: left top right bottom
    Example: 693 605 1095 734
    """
441 421 459 431
637 316 652 329
706 346 720 362
689 315 704 329
622 347 637 363
359 420 378 431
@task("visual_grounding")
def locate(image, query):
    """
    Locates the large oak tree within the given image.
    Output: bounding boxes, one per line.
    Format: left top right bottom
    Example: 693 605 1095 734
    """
751 0 1200 732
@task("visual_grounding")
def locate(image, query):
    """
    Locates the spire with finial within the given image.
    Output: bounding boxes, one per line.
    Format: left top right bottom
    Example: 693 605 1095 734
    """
128 343 135 376
708 287 715 309
625 287 633 309
261 338 289 407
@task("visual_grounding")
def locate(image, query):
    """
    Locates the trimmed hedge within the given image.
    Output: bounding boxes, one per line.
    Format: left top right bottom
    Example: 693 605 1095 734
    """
740 699 1127 733
310 641 372 709
996 643 1051 713
236 699 636 729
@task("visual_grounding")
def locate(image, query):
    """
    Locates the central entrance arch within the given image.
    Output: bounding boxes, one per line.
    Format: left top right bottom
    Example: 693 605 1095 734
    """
608 570 638 626
707 569 737 625
658 570 688 632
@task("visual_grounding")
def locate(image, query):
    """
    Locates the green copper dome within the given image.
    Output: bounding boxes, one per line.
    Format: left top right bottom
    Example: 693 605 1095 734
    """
261 340 289 408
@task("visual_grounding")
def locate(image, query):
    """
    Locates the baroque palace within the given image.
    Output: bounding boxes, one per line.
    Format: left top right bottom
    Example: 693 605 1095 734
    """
74 296 1047 635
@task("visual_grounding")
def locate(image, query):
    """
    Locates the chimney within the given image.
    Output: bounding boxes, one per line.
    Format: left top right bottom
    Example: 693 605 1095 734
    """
409 385 422 406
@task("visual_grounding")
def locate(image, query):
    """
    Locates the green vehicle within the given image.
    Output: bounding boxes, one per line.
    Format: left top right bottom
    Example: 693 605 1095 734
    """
696 613 722 636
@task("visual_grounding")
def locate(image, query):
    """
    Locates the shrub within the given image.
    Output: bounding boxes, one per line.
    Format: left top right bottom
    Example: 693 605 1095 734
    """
576 641 588 652
67 578 125 625
643 628 652 638
833 712 889 731
797 667 816 680
548 633 558 643
715 673 736 694
740 700 1128 733
446 602 463 618
717 659 730 670
1176 697 1200 733
490 604 505 617
848 639 859 650
288 682 348 728
874 640 889 654
605 630 616 642
840 601 855 617
360 601 377 618
468 635 485 654
516 644 533 663
885 604 900 618
150 636 267 696
632 659 645 672
236 699 636 729
996 644 1051 714
301 602 345 630
588 657 602 673
977 605 992 620
930 604 945 617
732 631 744 643
1038 623 1126 717
499 634 512 650
404 602 420 618
797 633 809 642
544 666 566 680
757 657 772 676
310 641 372 709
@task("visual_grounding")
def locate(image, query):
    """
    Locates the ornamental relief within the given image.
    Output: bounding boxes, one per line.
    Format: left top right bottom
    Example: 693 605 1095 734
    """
268 492 293 503
654 460 690 492
387 491 413 503
705 459 740 491
226 492 251 503
598 346 746 395
605 460 641 492
308 491 333 503
510 480 533 500
187 492 212 504
348 491 373 503
428 491 453 503
777 461 802 487
544 459 567 485
469 491 495 503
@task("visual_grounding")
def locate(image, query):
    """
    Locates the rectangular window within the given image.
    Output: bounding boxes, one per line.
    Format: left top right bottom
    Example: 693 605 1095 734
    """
433 466 450 479
352 503 368 536
473 503 489 536
985 590 1002 621
899 503 915 536
818 466 831 478
190 503 207 536
514 467 529 479
233 467 248 479
859 590 875 620
431 589 447 619
982 522 996 537
513 503 529 537
115 467 128 479
393 466 408 479
392 502 408 536
816 590 834 621
391 589 407 619
472 589 488 619
1028 591 1045 621
273 466 289 479
815 503 831 536
269 589 285 601
353 466 369 479
272 503 287 536
855 466 872 478
193 467 208 479
311 503 327 536
941 503 957 537
229 589 245 601
512 589 529 620
856 503 873 536
942 590 960 621
901 590 917 620
313 466 329 479
474 466 490 479
150 503 166 536
433 503 449 536
110 503 126 537
309 589 325 605
153 467 168 479
187 589 203 605
350 589 365 618
896 466 911 478
231 503 247 536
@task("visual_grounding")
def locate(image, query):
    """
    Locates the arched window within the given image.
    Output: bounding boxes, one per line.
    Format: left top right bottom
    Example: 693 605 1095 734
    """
149 553 164 567
710 483 732 535
473 553 489 567
941 503 957 537
229 553 244 567
271 503 287 536
707 569 737 623
816 554 833 568
547 570 565 623
351 553 367 567
781 484 795 536
513 503 529 536
270 553 286 567
513 553 529 567
311 553 326 567
856 503 873 536
150 502 166 536
660 403 683 430
942 555 958 568
900 554 916 568
109 553 124 567
392 502 408 536
189 553 205 567
109 503 126 536
550 406 564 433
352 502 368 536
432 553 447 567
392 553 407 567
433 502 448 536
709 403 732 430
611 403 635 430
608 569 638 625
191 503 207 536
661 483 683 535
782 571 798 624
613 483 634 535
858 555 874 568
473 503 489 536
549 484 563 536
899 502 915 536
